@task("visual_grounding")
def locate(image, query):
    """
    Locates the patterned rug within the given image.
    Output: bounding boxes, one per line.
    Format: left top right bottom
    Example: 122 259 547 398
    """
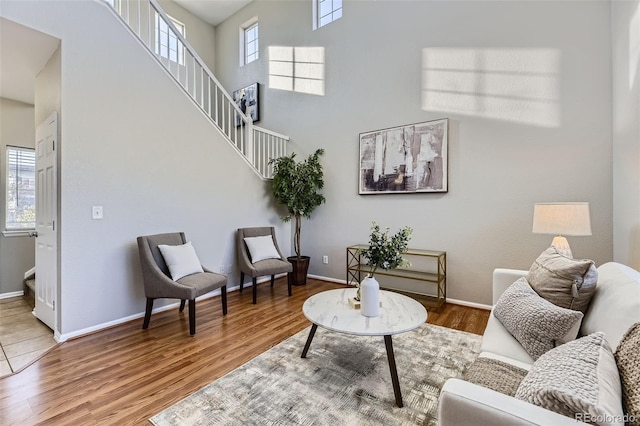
150 324 482 425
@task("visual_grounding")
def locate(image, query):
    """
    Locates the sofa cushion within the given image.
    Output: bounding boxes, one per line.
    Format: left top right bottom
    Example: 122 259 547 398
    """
463 357 528 397
493 277 583 360
527 246 597 313
582 262 640 349
515 332 624 425
615 322 640 425
480 314 535 367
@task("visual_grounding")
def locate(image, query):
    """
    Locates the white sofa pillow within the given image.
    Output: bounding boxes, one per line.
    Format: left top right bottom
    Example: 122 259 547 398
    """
158 241 204 281
516 332 624 425
244 235 281 263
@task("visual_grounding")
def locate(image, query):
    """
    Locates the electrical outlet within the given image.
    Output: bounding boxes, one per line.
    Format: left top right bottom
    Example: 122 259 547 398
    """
322 255 328 264
226 264 232 274
92 206 103 220
219 265 225 273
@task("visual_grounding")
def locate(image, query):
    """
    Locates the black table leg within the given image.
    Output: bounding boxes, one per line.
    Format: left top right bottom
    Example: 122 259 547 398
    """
301 324 318 358
384 335 403 408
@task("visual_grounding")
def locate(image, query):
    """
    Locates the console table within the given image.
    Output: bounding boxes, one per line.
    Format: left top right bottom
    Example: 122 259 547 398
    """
346 245 446 310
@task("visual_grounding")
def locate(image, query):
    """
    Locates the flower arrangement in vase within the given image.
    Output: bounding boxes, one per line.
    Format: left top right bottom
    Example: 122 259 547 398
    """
356 222 412 317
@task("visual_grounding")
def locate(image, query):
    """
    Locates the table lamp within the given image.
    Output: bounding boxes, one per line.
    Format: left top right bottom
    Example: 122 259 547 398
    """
532 202 591 258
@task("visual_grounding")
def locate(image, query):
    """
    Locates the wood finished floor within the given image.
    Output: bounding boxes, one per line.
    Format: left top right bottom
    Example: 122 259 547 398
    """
0 278 490 425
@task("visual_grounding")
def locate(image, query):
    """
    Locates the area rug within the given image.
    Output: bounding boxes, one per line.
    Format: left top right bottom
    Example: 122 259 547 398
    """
150 324 482 425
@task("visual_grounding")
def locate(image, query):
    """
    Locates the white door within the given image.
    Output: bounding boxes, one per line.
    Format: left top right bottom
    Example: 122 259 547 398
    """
34 112 57 330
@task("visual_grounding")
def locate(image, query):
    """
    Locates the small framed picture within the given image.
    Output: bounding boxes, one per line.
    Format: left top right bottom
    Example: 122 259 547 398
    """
233 83 259 127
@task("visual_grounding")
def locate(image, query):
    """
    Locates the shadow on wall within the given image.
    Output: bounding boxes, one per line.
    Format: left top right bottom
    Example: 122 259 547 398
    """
629 2 640 90
631 224 640 271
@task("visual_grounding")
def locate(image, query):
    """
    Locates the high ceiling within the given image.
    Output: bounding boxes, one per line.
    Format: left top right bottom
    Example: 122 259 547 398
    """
0 1 247 105
173 0 252 26
0 18 60 105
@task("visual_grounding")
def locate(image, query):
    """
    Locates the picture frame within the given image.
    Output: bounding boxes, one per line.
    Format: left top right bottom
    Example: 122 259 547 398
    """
359 118 448 194
233 82 259 127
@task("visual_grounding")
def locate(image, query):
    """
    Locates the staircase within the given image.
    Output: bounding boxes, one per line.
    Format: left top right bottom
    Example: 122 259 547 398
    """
102 0 288 179
23 271 35 308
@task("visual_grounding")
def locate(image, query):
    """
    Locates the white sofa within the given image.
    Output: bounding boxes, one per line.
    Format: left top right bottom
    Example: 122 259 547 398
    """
438 262 640 425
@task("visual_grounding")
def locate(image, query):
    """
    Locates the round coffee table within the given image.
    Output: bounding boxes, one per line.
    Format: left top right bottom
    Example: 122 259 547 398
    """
301 288 427 407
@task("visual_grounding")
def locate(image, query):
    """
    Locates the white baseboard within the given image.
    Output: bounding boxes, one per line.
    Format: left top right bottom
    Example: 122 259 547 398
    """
307 274 347 285
445 297 492 311
58 286 242 342
57 273 490 342
56 276 288 342
307 274 492 311
0 291 24 299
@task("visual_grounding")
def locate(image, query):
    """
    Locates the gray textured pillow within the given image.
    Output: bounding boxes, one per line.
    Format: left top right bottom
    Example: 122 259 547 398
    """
615 322 640 426
527 246 597 313
493 277 583 360
516 332 624 425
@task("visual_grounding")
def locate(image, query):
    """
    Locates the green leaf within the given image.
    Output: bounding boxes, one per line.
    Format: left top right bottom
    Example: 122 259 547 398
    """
269 149 325 257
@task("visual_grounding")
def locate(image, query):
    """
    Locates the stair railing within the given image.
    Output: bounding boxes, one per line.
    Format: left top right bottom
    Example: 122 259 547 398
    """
101 0 288 179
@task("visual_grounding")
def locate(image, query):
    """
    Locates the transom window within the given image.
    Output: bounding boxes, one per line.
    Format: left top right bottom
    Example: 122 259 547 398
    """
155 14 185 65
314 0 342 29
6 146 36 230
240 18 259 66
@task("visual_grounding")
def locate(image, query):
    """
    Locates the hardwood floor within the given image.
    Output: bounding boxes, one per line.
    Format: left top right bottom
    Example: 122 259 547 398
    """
0 278 489 425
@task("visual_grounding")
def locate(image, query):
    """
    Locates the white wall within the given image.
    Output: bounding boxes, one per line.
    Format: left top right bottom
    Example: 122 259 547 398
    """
1 0 289 336
0 98 36 295
215 0 614 305
612 0 640 270
158 0 216 72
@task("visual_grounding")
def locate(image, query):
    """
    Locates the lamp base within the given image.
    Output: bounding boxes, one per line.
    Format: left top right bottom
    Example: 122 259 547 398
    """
551 236 573 258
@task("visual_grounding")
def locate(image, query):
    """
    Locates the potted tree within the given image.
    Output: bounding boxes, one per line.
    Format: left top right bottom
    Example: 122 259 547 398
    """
269 148 325 286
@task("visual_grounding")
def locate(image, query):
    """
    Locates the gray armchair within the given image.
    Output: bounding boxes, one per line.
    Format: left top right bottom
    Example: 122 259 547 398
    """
237 227 293 304
137 232 227 336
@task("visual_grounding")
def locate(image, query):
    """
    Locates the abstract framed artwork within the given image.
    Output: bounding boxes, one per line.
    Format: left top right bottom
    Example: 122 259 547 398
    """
233 82 259 127
359 118 448 194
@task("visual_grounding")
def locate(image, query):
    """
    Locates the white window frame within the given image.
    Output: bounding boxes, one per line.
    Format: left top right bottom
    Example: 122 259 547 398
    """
155 14 186 65
313 0 342 30
239 17 259 66
6 146 36 231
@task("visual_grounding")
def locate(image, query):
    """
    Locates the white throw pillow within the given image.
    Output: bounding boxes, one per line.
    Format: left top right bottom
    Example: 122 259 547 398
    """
158 241 204 281
244 235 281 263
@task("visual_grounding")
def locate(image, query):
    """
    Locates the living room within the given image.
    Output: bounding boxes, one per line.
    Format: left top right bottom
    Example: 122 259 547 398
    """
0 0 638 424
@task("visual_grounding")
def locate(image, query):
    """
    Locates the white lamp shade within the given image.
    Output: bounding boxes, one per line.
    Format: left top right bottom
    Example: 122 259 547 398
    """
532 202 592 236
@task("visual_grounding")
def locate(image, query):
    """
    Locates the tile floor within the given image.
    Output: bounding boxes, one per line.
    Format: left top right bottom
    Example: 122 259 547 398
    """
0 296 57 378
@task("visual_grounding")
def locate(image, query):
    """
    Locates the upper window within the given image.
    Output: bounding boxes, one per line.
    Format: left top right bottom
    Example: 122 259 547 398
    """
240 18 259 66
6 146 36 230
155 14 185 65
314 0 342 30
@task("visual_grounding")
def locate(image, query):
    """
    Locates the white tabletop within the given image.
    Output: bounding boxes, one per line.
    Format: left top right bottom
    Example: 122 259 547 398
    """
302 288 427 336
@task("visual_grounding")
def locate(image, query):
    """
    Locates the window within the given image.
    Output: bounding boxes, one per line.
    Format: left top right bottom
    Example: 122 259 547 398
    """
240 18 259 66
155 14 185 65
314 0 342 29
6 147 36 230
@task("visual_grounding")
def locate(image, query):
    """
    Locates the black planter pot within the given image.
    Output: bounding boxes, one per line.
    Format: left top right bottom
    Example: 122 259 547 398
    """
287 256 310 286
